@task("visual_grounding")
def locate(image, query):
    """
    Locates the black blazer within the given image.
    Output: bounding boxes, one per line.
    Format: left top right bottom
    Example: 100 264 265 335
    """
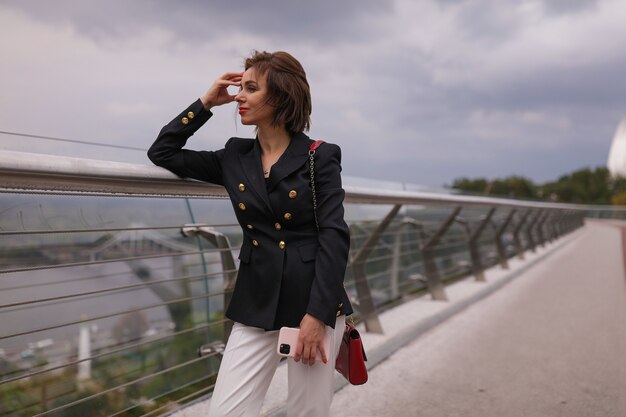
148 99 353 330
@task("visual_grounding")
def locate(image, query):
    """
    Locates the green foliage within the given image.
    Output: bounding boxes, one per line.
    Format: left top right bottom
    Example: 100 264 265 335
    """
452 166 626 205
3 327 220 417
0 381 40 417
451 176 536 199
540 167 612 204
140 330 216 411
492 176 537 199
50 387 111 417
451 177 490 195
611 191 626 205
609 176 626 202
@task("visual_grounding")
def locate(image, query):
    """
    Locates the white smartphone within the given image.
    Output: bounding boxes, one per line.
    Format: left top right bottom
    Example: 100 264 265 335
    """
277 327 330 361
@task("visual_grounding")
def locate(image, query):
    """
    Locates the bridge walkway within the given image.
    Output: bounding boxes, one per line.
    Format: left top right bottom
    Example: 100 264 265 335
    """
330 221 626 416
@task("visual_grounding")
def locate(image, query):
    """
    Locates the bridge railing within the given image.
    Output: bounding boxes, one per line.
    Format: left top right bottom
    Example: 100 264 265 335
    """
0 150 622 417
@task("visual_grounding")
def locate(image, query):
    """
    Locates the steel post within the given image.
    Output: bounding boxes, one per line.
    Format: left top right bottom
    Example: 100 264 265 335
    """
550 211 560 238
494 209 516 269
420 206 463 301
547 210 561 242
560 212 570 234
390 218 424 300
391 227 401 301
543 211 553 242
467 208 496 281
565 211 576 234
350 204 402 334
525 210 542 253
182 225 238 341
512 210 531 260
544 211 555 242
535 211 548 247
552 210 563 239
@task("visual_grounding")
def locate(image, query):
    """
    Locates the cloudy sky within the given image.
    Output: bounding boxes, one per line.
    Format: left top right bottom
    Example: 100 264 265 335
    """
1 0 625 188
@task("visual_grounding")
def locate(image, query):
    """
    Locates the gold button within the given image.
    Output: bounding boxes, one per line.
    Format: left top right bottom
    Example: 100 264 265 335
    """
238 183 246 192
288 190 297 199
274 222 282 231
188 111 195 119
336 310 342 317
252 239 259 246
278 241 286 249
338 303 343 308
238 203 246 210
246 224 254 230
283 212 292 221
181 117 189 125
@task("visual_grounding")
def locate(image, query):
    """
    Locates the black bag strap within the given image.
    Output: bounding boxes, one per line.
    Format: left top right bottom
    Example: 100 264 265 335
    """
308 140 324 231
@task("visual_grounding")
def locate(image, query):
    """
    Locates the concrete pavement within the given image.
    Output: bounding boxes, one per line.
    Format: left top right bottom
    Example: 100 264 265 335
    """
330 222 626 417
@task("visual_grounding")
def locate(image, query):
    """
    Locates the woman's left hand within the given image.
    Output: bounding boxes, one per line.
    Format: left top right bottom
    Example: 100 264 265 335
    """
294 314 327 366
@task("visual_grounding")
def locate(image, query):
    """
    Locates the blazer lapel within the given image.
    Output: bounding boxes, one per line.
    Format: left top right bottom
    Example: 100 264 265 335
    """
239 140 273 214
266 132 311 192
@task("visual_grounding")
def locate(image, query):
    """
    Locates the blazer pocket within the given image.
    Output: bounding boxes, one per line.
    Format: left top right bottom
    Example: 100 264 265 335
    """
297 242 319 263
238 242 252 264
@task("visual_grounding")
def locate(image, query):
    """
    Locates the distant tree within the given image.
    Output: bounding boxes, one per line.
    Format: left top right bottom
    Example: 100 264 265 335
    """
452 166 626 205
611 191 626 205
452 176 536 199
609 175 626 199
541 167 611 204
451 178 490 195
490 176 537 199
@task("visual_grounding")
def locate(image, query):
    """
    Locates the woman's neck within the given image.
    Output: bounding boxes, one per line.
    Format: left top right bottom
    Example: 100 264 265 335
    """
257 123 291 155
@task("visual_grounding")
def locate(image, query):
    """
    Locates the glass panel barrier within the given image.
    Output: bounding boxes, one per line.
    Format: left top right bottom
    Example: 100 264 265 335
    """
0 151 610 416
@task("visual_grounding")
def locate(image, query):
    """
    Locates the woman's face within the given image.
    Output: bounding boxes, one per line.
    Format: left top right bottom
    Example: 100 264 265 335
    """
235 67 274 127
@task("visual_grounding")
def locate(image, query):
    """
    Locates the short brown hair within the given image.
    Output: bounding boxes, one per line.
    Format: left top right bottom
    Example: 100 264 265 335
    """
244 51 311 134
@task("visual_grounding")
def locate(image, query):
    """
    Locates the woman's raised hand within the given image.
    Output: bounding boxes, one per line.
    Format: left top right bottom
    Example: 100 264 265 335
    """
200 72 243 110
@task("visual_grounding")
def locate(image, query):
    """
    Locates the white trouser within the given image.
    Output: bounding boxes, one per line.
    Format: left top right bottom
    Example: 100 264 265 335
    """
208 316 346 417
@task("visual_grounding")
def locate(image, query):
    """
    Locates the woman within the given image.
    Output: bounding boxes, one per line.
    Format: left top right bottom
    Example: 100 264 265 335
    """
148 50 353 417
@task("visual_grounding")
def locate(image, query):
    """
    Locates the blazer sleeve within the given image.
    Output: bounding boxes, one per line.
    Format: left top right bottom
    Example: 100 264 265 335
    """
147 99 227 185
305 143 351 327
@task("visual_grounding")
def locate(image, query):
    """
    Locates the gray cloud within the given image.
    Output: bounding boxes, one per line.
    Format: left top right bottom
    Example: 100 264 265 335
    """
1 0 625 188
453 1 525 42
543 0 599 16
2 0 390 44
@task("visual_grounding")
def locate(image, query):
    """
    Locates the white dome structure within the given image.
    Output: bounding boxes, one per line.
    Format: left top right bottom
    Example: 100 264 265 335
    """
607 116 626 177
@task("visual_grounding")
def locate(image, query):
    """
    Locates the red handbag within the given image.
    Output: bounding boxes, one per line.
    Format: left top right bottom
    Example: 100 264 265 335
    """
335 321 368 385
308 141 368 385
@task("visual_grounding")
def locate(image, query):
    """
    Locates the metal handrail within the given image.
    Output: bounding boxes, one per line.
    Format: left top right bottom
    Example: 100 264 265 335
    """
0 223 241 236
0 149 622 211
